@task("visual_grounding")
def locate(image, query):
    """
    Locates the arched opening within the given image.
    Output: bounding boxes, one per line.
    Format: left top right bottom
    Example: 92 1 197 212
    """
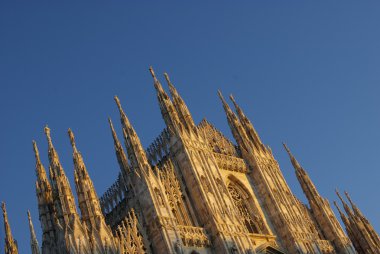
227 179 262 234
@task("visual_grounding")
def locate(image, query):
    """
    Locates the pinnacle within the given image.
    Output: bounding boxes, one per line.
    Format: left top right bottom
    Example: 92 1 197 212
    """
149 66 156 78
1 201 6 214
67 128 78 153
114 96 123 113
282 142 291 154
32 140 41 162
44 125 53 148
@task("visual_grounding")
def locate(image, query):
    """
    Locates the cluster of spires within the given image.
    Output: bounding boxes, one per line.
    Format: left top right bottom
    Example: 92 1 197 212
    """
334 190 380 253
1 66 379 254
1 117 144 253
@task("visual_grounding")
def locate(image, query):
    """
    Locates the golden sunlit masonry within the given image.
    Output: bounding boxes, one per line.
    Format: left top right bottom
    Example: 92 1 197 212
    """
2 68 379 254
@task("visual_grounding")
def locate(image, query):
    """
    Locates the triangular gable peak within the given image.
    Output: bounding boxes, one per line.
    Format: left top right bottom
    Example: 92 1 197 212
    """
198 118 239 157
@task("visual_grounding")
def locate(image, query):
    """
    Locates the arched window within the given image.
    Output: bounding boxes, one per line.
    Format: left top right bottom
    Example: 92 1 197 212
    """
227 182 261 234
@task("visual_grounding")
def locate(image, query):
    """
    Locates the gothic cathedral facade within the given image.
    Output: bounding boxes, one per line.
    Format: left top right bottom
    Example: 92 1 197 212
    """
2 68 380 254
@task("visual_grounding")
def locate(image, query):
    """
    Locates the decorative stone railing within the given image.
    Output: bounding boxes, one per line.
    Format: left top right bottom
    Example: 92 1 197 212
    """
213 152 249 173
176 225 210 248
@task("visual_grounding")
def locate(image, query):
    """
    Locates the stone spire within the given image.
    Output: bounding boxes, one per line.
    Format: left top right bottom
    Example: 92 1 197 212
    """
333 201 362 252
69 129 102 224
229 94 263 150
27 211 40 254
344 191 380 248
149 67 183 135
33 141 50 186
344 192 364 218
283 144 355 254
109 118 130 175
283 143 320 202
218 90 254 153
44 126 79 225
68 128 117 253
164 72 196 132
33 140 52 200
114 96 150 173
2 202 18 254
333 201 350 229
336 189 354 217
32 140 57 254
335 190 380 253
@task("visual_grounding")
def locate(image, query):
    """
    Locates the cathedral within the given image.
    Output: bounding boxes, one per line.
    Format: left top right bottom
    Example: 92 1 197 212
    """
2 67 380 254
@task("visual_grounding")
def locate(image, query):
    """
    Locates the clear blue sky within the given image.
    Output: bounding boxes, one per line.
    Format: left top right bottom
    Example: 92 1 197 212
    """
1 2 379 252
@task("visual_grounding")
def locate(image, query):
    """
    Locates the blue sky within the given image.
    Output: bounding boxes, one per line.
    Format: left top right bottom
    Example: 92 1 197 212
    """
1 1 379 252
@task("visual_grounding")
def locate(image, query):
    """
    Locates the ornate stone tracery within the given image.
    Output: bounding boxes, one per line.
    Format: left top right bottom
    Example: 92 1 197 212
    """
2 70 374 254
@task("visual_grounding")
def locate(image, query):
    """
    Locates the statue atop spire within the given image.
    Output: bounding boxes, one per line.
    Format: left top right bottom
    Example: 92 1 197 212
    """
2 202 18 254
27 211 40 254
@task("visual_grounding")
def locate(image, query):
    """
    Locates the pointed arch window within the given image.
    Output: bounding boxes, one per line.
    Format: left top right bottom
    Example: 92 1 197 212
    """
227 182 261 234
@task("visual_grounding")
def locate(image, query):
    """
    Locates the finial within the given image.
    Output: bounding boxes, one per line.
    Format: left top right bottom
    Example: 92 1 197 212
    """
335 188 343 201
344 191 353 203
218 90 226 103
149 66 156 79
335 188 351 210
44 125 53 147
344 191 358 211
27 210 31 221
32 140 41 163
1 201 6 215
164 72 174 88
108 117 118 142
282 142 291 155
149 66 163 91
163 72 170 83
114 96 123 113
218 90 234 115
229 94 240 110
229 94 238 109
68 128 77 153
